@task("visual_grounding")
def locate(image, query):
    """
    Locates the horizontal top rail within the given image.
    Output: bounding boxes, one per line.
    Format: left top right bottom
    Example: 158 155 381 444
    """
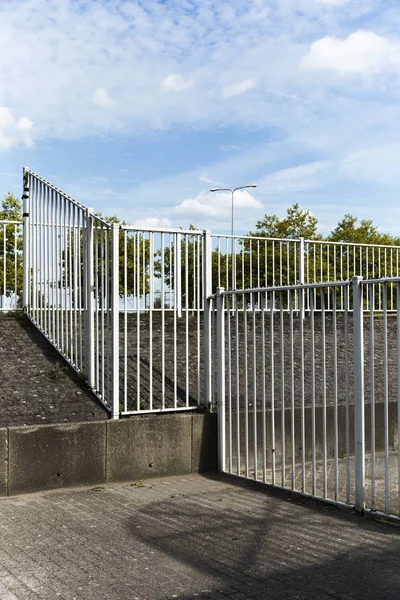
219 279 351 296
121 225 203 235
304 238 400 250
362 277 400 285
23 167 87 212
0 220 22 225
92 213 112 228
211 233 300 243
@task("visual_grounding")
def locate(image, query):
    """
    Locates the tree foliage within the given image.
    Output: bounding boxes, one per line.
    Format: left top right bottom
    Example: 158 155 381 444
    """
250 203 320 240
0 193 23 306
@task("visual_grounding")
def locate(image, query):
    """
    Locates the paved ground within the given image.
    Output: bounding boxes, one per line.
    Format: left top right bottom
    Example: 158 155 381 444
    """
0 474 400 600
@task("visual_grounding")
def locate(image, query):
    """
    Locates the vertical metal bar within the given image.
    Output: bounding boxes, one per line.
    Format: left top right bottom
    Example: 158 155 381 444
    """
161 233 165 408
383 282 389 513
321 289 327 497
289 291 295 490
244 292 249 477
280 291 285 487
196 235 201 404
369 283 376 510
124 231 128 413
344 284 350 504
55 192 60 349
22 168 30 309
111 223 120 419
270 290 276 484
252 294 257 480
136 233 141 411
149 232 154 410
353 276 365 512
203 230 212 407
217 288 226 473
227 294 232 473
173 234 178 407
333 288 338 500
300 284 305 492
3 223 6 306
397 281 400 516
261 292 267 483
185 235 189 407
84 208 95 388
310 290 316 496
299 238 305 320
235 289 240 475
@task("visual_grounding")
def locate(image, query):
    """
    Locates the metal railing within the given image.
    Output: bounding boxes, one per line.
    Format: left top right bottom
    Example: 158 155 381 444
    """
22 169 118 413
16 168 400 422
211 235 400 311
215 277 400 520
119 226 204 414
0 220 22 311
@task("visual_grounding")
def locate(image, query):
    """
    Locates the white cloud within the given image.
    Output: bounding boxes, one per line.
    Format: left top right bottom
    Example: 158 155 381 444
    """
315 0 349 5
340 144 400 184
175 190 261 220
198 173 221 185
93 88 114 109
302 30 399 73
260 161 332 193
222 79 257 98
0 106 33 151
100 188 118 195
161 74 193 92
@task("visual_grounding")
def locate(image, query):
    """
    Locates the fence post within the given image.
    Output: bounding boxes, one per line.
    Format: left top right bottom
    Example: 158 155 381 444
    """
111 223 120 419
299 237 305 320
203 229 212 408
175 232 182 318
353 275 365 512
216 287 226 473
22 167 30 309
84 208 95 390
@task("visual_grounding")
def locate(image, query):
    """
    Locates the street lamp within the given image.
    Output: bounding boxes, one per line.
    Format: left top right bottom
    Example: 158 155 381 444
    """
210 185 257 289
210 185 257 239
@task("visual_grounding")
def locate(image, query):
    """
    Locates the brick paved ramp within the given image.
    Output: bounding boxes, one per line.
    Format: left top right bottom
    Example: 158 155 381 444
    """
0 475 400 600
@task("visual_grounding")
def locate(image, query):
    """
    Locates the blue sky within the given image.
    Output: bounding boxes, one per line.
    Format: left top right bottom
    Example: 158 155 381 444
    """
1 0 400 235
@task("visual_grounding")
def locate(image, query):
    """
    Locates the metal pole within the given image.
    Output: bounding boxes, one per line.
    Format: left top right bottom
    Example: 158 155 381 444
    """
111 222 120 419
84 208 95 389
216 287 226 473
353 275 365 512
22 167 30 309
299 237 305 320
203 229 212 408
231 190 236 290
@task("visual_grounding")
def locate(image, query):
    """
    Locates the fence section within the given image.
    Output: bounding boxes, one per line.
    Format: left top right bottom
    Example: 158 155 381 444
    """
0 220 22 311
216 278 400 521
22 169 118 412
119 226 204 414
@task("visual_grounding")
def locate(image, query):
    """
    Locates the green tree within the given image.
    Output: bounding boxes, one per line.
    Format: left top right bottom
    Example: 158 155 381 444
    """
242 204 321 291
250 203 319 240
63 213 151 308
0 193 23 307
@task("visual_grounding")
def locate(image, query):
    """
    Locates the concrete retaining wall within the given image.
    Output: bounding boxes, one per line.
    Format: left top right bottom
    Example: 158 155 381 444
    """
0 412 217 496
228 402 398 467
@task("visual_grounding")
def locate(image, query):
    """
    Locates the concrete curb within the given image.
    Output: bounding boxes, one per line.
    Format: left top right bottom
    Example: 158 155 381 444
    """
0 412 217 496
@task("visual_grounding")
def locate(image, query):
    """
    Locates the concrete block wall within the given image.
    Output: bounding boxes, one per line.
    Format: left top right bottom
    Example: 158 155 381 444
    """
0 412 217 496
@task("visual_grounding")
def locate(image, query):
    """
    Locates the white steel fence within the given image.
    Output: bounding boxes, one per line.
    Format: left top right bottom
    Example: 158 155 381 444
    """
215 277 400 520
211 235 400 311
1 167 398 428
119 226 205 414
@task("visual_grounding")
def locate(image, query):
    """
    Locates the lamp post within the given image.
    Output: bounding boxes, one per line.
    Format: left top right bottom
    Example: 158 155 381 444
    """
210 185 257 289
